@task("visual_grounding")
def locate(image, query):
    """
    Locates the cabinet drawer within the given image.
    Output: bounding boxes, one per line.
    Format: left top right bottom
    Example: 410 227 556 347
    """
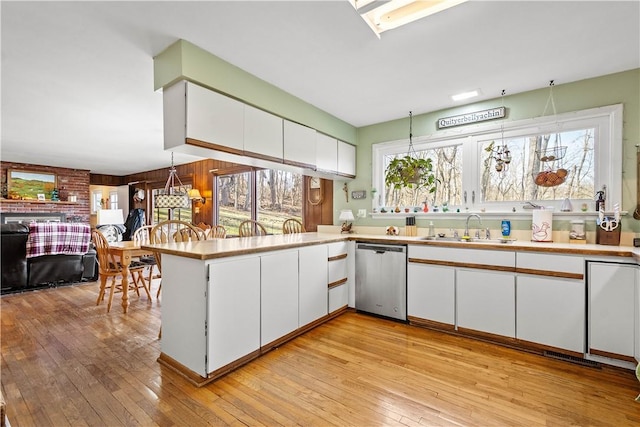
517 252 584 276
328 258 347 285
327 241 348 258
329 283 348 313
409 245 515 268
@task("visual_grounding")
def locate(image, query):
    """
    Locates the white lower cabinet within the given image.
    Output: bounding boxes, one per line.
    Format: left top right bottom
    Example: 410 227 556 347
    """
516 275 584 353
207 255 261 374
407 263 455 326
299 245 328 327
261 250 299 346
457 269 515 338
588 262 636 360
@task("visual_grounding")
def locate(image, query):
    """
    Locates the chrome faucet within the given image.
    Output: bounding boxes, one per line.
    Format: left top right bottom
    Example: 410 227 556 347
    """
464 214 482 238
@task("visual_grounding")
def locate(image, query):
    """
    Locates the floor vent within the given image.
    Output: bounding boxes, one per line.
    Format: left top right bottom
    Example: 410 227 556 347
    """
544 351 601 368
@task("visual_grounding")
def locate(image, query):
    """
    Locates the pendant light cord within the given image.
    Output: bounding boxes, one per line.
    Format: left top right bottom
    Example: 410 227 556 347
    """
407 111 417 157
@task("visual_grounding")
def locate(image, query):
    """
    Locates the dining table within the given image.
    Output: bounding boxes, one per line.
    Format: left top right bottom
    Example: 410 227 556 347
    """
108 240 149 313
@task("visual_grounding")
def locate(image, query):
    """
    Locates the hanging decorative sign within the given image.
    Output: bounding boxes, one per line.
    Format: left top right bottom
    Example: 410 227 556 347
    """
437 107 506 129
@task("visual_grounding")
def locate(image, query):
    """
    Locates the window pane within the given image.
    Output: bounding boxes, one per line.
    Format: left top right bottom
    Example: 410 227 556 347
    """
217 172 252 236
383 144 462 210
481 129 595 202
257 169 303 234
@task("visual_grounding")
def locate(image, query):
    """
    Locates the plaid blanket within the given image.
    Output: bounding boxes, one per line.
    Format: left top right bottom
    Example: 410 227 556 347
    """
26 222 91 258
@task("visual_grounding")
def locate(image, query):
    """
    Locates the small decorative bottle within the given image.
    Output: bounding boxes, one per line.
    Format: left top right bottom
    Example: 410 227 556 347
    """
51 188 59 201
422 202 429 213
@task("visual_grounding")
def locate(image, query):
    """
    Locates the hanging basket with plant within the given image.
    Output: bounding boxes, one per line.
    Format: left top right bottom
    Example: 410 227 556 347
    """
385 155 436 191
384 111 437 193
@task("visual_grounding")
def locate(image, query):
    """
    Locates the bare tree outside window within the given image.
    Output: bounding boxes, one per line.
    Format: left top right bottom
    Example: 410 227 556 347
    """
383 144 462 209
257 169 303 234
481 129 594 202
217 169 303 236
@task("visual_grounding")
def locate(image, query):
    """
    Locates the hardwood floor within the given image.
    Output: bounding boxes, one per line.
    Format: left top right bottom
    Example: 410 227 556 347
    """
1 280 639 426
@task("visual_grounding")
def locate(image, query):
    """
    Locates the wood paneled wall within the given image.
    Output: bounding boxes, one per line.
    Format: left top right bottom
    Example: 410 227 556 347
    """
303 176 333 232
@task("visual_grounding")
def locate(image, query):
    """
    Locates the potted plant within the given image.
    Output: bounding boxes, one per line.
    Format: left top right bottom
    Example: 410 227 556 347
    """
384 155 437 192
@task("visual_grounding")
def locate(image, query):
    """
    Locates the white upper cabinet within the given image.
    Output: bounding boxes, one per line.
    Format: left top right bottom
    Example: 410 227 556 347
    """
243 104 283 161
165 80 353 179
185 81 244 152
316 132 338 173
337 140 356 177
283 120 316 169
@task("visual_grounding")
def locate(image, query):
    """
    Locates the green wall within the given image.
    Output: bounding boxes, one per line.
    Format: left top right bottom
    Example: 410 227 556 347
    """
154 40 357 144
340 69 640 232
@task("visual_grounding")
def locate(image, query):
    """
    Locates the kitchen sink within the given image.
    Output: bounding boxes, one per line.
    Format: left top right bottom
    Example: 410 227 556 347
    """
420 236 462 242
420 236 515 244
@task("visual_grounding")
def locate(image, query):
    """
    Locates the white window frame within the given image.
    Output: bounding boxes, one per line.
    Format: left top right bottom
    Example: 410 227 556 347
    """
109 190 118 210
372 104 622 214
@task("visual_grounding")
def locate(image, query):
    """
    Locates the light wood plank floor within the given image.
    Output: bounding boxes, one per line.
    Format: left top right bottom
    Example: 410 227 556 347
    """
1 280 639 426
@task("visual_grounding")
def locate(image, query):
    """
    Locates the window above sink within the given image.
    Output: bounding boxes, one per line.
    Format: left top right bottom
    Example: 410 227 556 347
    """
372 104 622 215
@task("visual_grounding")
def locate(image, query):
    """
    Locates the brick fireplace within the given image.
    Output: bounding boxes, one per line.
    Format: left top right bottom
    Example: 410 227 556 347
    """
0 162 91 223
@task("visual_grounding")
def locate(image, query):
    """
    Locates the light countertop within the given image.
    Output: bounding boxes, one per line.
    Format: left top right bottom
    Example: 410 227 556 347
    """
142 232 640 262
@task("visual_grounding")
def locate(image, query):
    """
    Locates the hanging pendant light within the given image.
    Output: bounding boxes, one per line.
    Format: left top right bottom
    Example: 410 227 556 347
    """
154 152 190 209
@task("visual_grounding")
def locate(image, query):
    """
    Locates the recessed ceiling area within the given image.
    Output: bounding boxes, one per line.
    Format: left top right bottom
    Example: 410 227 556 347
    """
1 1 638 175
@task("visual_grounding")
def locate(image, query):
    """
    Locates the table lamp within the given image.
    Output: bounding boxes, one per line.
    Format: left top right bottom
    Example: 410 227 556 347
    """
339 209 354 234
96 209 124 226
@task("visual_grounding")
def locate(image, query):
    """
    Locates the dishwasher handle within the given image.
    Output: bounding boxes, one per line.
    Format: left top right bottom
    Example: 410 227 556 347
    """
356 243 406 253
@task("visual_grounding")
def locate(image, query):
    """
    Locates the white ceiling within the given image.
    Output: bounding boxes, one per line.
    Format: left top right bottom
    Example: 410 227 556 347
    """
2 1 639 176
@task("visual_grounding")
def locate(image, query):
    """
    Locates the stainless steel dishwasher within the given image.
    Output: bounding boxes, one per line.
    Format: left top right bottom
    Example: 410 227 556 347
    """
355 242 407 321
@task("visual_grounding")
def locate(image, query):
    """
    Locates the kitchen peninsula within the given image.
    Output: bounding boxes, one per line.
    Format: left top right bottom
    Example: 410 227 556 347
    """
144 233 640 386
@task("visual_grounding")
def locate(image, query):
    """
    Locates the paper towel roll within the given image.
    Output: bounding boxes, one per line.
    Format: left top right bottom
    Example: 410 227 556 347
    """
532 209 553 242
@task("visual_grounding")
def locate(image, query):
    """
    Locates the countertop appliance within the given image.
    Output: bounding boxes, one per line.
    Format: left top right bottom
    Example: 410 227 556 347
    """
355 242 407 321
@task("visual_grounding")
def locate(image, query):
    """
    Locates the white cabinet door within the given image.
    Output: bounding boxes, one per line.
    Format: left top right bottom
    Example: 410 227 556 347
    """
283 120 316 168
457 269 515 338
243 104 283 160
299 245 328 327
407 263 455 326
161 255 209 377
207 255 261 374
261 250 299 346
588 262 636 359
316 132 338 173
185 81 244 151
337 140 356 177
517 275 585 353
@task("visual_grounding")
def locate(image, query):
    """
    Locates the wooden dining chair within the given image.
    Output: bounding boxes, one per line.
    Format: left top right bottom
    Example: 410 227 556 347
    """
282 218 306 234
238 220 268 237
132 225 159 286
91 229 151 313
208 225 227 239
150 220 203 244
149 220 204 298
